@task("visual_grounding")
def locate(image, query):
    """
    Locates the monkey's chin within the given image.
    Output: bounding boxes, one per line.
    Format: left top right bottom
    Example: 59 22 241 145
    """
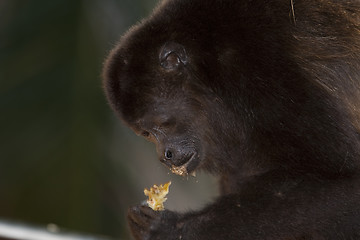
170 153 200 177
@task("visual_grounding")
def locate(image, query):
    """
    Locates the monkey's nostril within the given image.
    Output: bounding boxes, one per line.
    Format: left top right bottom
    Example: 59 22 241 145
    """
165 149 173 160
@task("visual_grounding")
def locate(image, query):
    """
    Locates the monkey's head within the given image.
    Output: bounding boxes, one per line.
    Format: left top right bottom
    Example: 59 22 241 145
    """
102 4 246 176
103 0 360 180
102 0 329 177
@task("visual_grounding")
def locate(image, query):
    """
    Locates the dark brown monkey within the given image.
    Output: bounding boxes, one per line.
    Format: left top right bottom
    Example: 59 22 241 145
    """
103 0 360 239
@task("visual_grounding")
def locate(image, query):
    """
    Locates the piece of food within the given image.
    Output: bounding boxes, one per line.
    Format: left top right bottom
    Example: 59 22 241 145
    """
144 181 171 211
171 165 187 176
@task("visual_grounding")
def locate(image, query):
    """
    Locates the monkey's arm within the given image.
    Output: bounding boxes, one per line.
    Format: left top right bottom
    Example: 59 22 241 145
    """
128 179 360 240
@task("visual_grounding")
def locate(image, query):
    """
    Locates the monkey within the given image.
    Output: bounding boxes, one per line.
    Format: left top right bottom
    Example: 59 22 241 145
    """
103 0 360 239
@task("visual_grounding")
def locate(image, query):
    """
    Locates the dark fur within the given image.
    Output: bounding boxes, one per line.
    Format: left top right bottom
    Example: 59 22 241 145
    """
103 0 360 239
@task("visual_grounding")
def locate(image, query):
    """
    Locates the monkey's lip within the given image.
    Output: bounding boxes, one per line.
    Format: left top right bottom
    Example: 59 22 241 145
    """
169 153 199 177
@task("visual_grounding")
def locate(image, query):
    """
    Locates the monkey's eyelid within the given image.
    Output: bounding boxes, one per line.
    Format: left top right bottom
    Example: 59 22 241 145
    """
141 131 150 137
160 52 182 69
159 42 188 68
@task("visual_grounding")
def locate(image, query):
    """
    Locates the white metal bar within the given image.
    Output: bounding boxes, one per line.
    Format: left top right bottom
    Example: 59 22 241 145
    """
0 220 112 240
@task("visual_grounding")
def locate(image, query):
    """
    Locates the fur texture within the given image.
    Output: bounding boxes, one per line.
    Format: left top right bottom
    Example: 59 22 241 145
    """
103 0 360 239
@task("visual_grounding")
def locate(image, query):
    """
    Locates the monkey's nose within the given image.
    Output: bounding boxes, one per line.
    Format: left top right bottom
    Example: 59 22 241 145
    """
160 148 175 168
164 149 174 160
160 144 194 167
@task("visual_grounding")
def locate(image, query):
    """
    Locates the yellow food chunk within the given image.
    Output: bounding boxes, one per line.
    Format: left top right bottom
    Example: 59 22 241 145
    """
171 165 187 176
144 181 171 211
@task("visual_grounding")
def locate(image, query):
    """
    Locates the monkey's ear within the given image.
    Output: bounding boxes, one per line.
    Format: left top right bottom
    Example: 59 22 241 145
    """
159 42 188 70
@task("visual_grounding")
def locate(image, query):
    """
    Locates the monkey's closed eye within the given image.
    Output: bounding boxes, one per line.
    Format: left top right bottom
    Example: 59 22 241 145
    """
141 131 150 138
159 42 187 70
161 52 181 69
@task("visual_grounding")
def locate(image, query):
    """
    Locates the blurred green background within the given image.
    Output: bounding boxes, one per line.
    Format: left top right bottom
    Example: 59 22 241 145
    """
0 0 218 239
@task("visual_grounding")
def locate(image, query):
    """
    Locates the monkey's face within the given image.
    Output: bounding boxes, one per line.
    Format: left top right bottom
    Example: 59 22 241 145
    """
103 33 220 175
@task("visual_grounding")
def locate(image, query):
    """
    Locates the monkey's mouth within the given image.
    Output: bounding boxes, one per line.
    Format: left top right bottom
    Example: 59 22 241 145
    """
170 153 199 177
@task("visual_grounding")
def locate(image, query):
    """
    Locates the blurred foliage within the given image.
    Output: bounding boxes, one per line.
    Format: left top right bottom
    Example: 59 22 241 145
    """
0 0 157 239
0 0 218 239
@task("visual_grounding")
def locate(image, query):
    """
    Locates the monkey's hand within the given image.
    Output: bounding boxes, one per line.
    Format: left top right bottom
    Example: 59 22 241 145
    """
127 205 183 240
